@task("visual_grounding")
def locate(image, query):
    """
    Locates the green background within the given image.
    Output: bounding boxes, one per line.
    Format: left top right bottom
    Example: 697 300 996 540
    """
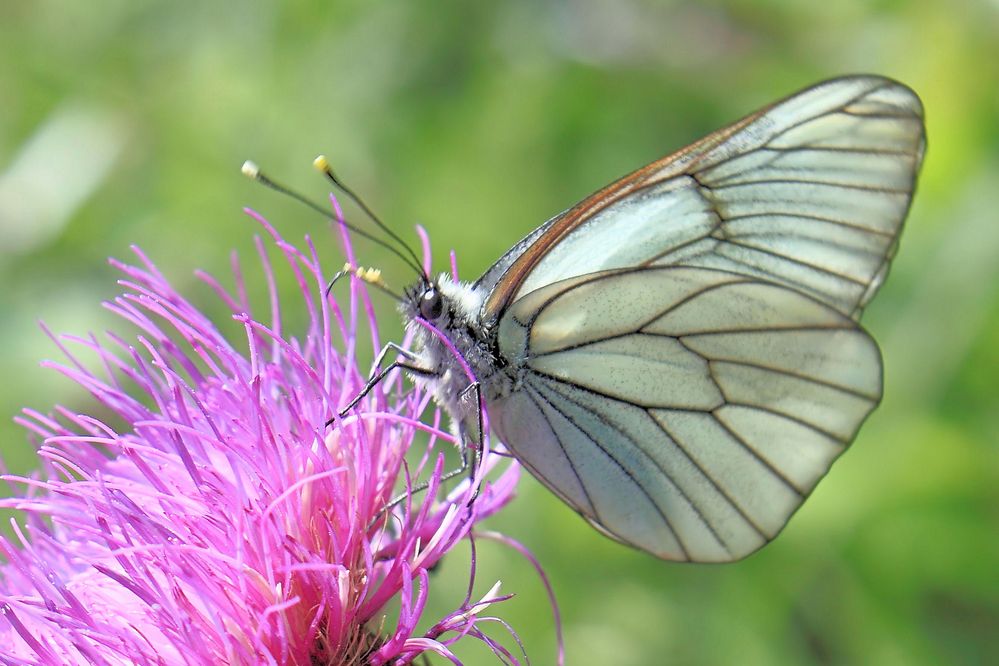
2 1 997 664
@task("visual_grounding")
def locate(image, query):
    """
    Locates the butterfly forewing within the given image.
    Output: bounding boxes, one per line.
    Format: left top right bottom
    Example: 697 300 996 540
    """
480 75 924 323
491 267 882 561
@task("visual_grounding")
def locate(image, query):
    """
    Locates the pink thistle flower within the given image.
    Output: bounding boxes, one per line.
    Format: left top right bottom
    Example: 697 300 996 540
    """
0 205 542 665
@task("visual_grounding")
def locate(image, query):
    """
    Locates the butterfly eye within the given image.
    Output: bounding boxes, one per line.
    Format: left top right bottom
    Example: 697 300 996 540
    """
419 288 444 320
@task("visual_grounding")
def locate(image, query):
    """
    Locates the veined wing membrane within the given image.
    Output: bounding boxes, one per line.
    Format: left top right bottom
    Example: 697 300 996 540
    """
492 267 881 561
485 76 925 321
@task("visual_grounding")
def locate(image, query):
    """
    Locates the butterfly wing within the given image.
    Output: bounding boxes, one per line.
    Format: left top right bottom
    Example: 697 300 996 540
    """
470 75 922 561
490 267 881 562
480 75 925 322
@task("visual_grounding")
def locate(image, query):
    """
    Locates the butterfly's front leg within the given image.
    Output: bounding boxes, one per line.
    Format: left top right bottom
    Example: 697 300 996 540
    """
328 341 435 425
372 341 419 371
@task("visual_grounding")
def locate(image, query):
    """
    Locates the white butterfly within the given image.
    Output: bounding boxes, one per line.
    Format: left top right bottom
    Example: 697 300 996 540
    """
384 75 925 562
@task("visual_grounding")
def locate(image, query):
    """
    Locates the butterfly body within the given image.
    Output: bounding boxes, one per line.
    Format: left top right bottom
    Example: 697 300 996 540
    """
396 75 925 562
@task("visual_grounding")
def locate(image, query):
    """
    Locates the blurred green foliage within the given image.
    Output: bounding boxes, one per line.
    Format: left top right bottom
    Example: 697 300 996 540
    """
1 1 997 664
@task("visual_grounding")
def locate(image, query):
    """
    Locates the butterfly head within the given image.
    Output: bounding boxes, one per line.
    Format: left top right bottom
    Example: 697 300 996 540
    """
402 274 484 330
402 277 443 331
399 273 501 404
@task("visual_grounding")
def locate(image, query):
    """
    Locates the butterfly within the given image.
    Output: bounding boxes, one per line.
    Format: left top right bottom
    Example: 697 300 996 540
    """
360 75 925 562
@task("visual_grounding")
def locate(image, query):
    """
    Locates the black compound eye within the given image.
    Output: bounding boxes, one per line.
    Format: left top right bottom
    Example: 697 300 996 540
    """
419 288 444 320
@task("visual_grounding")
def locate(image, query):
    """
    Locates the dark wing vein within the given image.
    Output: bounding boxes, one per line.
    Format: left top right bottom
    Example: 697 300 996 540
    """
530 278 745 358
647 414 770 539
534 376 726 557
700 355 880 401
642 324 849 337
526 379 696 558
718 238 870 285
717 397 853 445
705 178 912 196
754 144 915 157
520 386 598 518
722 211 896 237
710 414 807 496
752 80 893 147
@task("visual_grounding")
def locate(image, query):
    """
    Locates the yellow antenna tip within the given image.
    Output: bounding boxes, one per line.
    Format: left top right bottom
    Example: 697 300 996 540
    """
313 155 331 174
241 160 260 180
342 263 389 289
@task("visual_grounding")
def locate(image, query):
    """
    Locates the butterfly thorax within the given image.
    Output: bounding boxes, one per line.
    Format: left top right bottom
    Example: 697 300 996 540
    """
400 275 517 422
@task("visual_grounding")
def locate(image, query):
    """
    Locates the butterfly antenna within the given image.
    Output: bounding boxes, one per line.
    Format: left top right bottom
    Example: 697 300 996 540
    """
313 155 428 281
241 160 425 277
327 263 403 301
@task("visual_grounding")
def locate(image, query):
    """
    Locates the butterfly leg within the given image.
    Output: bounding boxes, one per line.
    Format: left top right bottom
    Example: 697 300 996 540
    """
440 381 483 499
371 341 420 371
327 341 434 426
371 382 483 522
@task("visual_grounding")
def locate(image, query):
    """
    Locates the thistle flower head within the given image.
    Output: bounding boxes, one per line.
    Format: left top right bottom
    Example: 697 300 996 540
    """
0 206 531 665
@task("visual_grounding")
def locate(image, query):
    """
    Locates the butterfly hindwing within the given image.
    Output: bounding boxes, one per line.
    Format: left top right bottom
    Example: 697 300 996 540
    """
491 267 881 562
